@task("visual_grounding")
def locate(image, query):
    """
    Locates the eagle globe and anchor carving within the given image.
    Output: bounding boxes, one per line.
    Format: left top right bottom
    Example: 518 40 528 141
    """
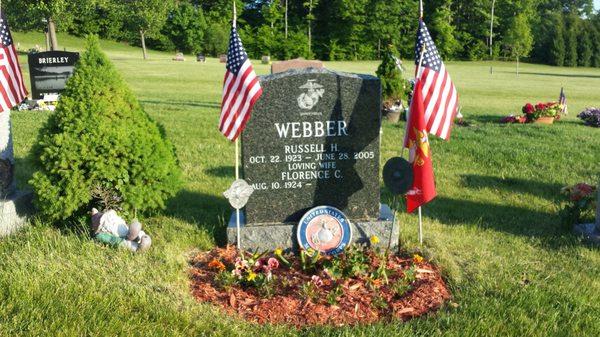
297 80 324 110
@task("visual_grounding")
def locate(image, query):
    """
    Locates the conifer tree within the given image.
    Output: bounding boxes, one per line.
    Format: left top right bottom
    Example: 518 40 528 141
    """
30 36 182 222
563 14 579 67
376 44 407 102
577 23 593 67
549 12 565 66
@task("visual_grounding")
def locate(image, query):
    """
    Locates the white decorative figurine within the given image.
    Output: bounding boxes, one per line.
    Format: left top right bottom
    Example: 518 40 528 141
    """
90 208 152 252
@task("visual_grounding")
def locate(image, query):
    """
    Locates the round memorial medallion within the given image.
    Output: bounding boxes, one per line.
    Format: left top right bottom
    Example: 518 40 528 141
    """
297 206 352 256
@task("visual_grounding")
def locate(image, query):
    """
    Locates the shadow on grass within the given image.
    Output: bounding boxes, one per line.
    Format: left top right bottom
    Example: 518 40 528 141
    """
498 70 600 79
164 189 229 245
460 175 564 202
205 166 234 178
140 99 220 109
424 196 574 248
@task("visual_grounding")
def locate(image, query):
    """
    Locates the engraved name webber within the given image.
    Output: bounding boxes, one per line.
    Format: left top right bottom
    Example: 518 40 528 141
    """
275 121 349 138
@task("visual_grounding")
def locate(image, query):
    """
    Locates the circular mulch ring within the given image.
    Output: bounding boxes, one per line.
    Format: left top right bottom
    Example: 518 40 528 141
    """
189 246 451 327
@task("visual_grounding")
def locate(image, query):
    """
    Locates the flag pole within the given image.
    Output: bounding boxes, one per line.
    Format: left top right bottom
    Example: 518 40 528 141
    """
418 207 423 244
414 41 427 246
232 0 242 251
419 0 423 19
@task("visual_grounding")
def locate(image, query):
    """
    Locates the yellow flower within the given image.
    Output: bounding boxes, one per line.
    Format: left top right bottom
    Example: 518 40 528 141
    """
413 254 424 264
246 271 257 282
370 235 380 245
274 248 283 256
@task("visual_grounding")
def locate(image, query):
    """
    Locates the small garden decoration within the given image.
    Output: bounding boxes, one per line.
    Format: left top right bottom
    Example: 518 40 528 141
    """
502 102 565 124
190 241 451 327
560 183 597 226
577 107 600 128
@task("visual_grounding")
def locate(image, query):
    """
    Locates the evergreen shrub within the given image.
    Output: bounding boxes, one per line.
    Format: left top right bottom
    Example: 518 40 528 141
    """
30 36 182 222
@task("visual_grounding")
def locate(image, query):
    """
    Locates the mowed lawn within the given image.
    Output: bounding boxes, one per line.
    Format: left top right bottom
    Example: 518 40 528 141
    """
2 32 599 337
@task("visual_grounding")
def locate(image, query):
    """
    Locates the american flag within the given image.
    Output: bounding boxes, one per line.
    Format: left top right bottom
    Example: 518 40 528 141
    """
218 27 262 141
413 20 458 140
0 14 27 112
559 87 567 114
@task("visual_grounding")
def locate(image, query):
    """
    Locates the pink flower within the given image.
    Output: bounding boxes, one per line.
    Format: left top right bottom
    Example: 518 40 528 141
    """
267 257 279 270
311 275 323 287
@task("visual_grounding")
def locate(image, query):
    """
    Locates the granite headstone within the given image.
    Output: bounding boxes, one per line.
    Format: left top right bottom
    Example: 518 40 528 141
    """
271 58 324 74
227 68 397 251
28 51 79 100
0 112 33 237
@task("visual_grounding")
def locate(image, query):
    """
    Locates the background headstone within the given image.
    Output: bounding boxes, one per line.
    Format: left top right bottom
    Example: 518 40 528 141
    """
0 112 33 237
261 55 271 65
228 68 397 251
196 54 206 62
219 54 227 63
271 58 324 74
172 53 185 61
28 51 79 100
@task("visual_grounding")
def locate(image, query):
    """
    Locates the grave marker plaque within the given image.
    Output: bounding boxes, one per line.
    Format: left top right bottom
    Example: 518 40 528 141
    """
28 51 79 100
228 68 396 251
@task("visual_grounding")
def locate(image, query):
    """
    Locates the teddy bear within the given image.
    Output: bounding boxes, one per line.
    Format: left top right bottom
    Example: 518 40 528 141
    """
90 208 152 252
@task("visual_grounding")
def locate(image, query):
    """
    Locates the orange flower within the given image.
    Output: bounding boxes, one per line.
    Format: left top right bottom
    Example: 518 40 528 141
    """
208 259 226 271
413 254 424 264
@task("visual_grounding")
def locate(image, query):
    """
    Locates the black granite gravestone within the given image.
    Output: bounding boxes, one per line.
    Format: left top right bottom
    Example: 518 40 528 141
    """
28 51 79 100
227 68 397 251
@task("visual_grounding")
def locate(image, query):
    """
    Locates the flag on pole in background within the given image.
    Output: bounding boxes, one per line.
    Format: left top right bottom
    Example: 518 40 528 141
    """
405 78 437 213
559 87 568 115
0 13 28 112
218 27 263 141
413 19 458 140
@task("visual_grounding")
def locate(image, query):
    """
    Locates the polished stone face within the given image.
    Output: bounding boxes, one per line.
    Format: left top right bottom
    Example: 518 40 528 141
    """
241 68 382 225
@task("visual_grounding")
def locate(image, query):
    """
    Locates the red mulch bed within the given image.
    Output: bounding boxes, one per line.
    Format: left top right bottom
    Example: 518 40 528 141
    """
189 246 451 327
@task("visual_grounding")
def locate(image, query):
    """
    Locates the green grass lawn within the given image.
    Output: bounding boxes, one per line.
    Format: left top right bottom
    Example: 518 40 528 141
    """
2 32 599 337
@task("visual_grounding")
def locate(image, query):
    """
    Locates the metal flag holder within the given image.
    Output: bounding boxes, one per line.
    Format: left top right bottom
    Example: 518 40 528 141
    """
222 0 255 254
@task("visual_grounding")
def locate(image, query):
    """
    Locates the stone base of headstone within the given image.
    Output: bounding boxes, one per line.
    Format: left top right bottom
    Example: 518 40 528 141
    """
227 204 399 252
573 223 600 245
0 190 33 237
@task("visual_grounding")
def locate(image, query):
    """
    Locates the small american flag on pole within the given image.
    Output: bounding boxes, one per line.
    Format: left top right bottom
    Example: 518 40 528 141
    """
0 13 27 112
218 27 262 141
559 87 567 115
413 19 458 140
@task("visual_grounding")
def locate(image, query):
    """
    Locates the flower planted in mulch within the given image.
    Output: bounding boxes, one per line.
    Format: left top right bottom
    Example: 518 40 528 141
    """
189 242 451 327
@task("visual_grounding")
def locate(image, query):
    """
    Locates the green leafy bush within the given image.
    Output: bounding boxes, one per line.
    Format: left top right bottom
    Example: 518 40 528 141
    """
376 44 409 102
30 36 182 222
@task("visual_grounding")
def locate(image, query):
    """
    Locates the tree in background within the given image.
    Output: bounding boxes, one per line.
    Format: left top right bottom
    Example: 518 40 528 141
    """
549 13 566 66
30 36 182 222
563 13 579 67
163 2 208 54
429 0 460 60
577 21 593 67
592 25 600 68
369 0 418 59
304 0 320 58
5 0 97 50
124 0 174 60
504 13 533 75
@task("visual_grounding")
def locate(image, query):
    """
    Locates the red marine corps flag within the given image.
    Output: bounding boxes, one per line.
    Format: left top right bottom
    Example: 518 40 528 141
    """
0 13 28 111
405 79 436 213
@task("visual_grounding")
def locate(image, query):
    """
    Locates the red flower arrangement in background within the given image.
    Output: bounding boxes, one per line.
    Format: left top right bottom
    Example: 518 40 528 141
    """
502 101 565 124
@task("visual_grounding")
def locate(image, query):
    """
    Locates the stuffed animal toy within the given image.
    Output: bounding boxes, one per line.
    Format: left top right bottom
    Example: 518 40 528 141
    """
90 208 151 252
